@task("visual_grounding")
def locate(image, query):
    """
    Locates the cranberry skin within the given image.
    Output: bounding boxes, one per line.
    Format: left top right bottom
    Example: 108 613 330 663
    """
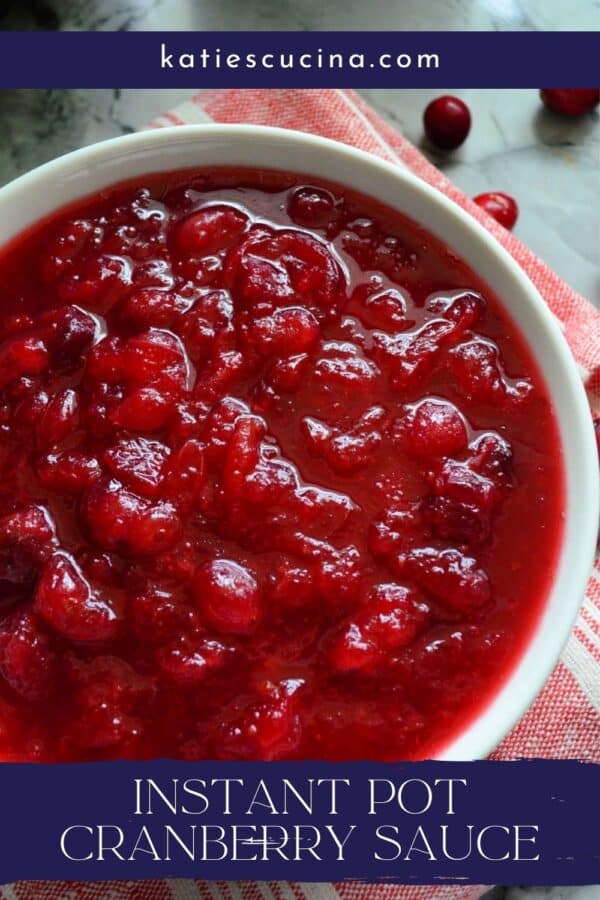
450 338 532 407
303 406 386 475
223 414 264 503
473 192 519 230
270 561 315 610
0 504 56 548
37 450 102 495
35 552 121 643
368 506 419 560
287 187 335 229
58 254 131 310
104 437 170 498
0 335 49 391
87 328 190 396
400 547 490 614
329 584 428 673
216 678 303 760
359 287 408 332
423 96 471 150
67 655 154 753
157 636 232 684
120 289 188 330
227 228 347 316
162 439 206 511
469 432 513 481
193 559 261 635
316 544 363 608
82 478 182 558
426 290 486 331
248 306 320 358
0 504 57 588
0 610 56 702
110 386 174 432
37 388 79 447
429 458 501 512
131 590 197 644
540 89 600 117
41 305 98 369
175 205 249 257
405 399 469 458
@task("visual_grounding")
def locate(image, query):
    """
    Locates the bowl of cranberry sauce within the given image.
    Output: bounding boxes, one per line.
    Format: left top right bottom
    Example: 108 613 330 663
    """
0 126 597 763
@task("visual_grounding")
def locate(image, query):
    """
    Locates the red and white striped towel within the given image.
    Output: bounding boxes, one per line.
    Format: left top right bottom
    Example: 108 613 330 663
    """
4 88 599 900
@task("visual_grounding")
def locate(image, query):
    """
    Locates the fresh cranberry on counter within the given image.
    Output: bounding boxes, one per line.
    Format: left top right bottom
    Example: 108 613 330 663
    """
540 89 600 117
423 95 471 150
473 192 519 230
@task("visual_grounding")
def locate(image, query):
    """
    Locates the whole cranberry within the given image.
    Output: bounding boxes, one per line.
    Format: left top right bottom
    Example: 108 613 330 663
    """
540 89 600 117
423 96 471 150
193 558 261 635
287 187 335 229
473 192 519 230
407 398 469 457
175 205 248 257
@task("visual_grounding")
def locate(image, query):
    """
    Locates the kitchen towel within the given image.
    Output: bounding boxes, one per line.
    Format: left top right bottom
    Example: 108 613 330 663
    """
5 88 600 900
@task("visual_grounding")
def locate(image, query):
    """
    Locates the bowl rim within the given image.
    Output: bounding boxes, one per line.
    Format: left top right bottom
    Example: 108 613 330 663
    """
0 123 597 761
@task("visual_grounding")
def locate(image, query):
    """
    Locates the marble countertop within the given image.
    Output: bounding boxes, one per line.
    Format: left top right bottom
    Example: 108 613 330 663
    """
0 4 598 899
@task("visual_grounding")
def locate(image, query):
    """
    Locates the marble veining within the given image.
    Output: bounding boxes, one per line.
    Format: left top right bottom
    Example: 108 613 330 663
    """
3 0 596 33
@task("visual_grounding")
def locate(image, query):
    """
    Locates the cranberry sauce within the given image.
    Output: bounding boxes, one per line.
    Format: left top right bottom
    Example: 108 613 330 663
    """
0 167 564 761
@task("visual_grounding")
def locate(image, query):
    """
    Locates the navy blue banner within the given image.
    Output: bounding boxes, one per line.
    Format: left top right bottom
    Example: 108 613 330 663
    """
0 32 597 88
0 760 598 884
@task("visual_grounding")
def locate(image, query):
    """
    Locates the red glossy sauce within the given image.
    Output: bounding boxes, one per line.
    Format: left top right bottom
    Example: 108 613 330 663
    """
0 168 564 761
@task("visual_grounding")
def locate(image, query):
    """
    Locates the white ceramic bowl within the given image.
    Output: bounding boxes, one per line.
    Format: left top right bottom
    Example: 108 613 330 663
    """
0 124 597 760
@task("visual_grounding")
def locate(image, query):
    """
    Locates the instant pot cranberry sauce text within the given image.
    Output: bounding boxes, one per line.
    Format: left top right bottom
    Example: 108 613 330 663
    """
0 169 563 762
